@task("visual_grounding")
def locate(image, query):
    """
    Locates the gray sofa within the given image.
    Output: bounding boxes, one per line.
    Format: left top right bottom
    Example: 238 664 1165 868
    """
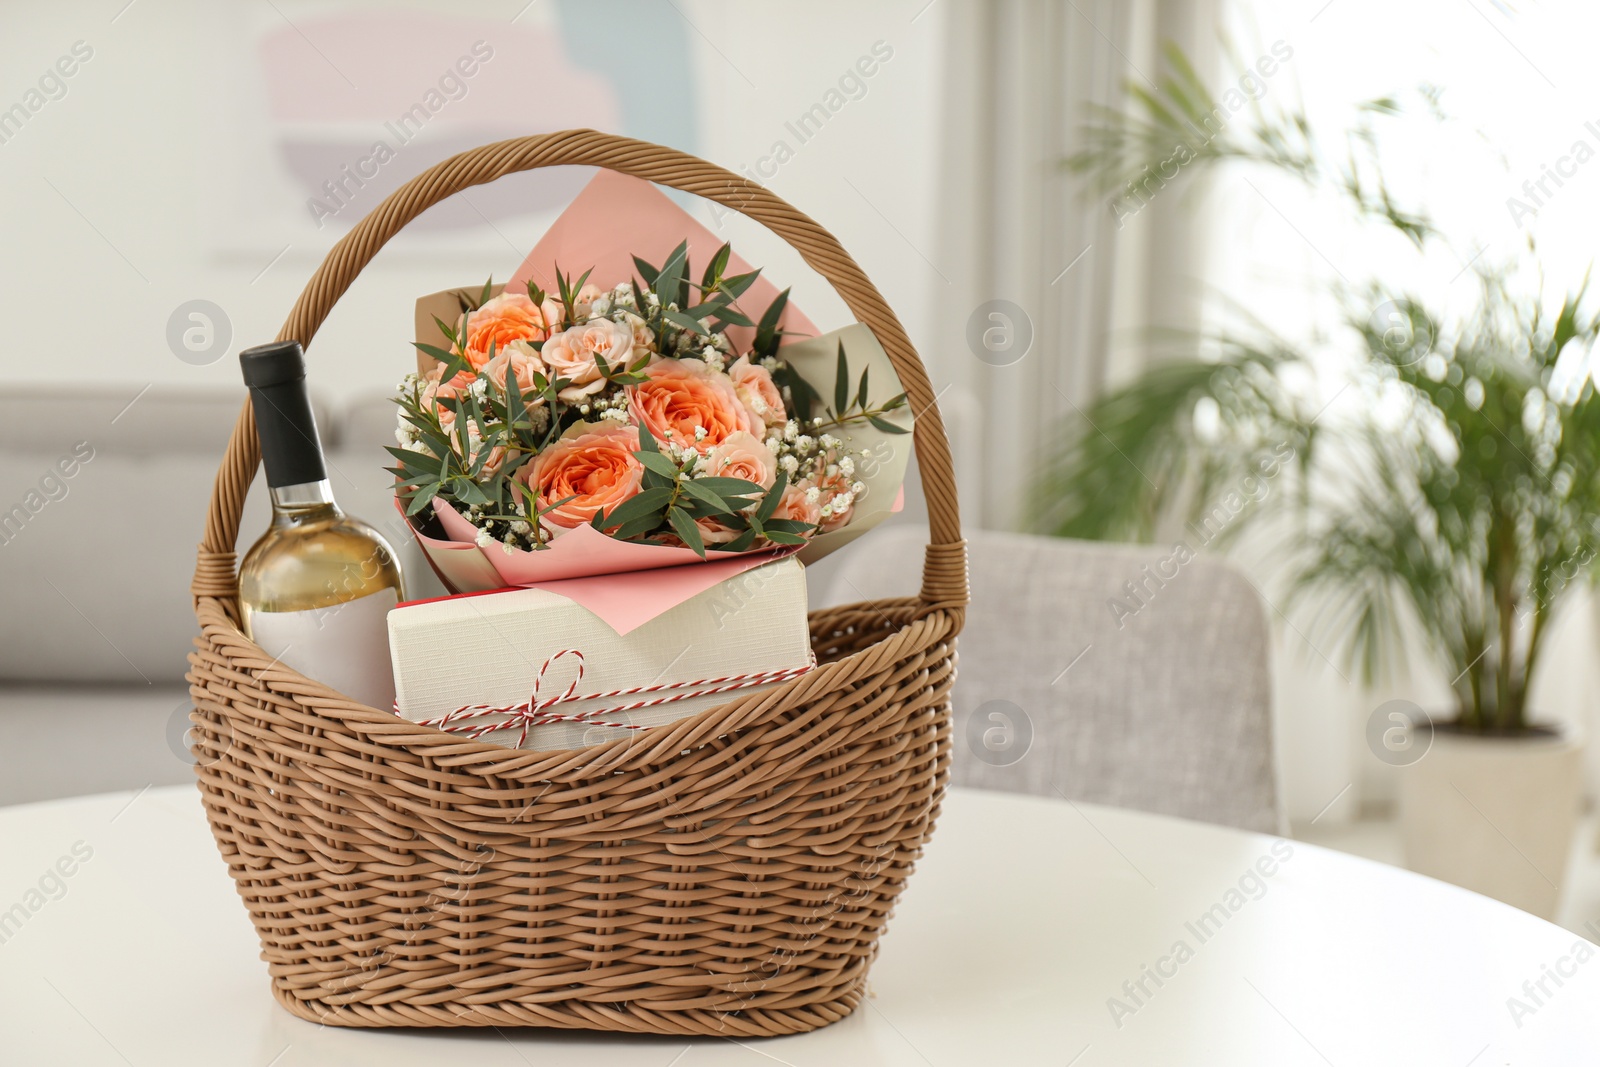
0 387 443 806
2 388 1280 836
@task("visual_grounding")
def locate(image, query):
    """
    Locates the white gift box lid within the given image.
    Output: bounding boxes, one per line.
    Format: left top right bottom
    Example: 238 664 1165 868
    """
388 555 812 750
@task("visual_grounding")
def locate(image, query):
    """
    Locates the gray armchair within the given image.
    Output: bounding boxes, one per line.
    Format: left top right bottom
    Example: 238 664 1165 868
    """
824 525 1284 833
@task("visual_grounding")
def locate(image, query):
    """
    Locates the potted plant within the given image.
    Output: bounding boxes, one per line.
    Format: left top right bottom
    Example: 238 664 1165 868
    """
1042 49 1598 918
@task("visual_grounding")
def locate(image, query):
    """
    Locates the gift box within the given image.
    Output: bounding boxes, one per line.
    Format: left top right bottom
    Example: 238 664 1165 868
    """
388 555 812 750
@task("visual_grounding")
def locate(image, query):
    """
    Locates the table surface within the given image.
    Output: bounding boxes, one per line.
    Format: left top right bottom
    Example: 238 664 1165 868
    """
2 784 1595 1065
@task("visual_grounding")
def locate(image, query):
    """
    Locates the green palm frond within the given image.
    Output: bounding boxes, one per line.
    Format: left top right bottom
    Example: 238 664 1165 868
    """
1043 44 1600 730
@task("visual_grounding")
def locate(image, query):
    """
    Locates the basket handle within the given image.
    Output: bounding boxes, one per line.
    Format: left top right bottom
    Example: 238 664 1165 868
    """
193 130 967 619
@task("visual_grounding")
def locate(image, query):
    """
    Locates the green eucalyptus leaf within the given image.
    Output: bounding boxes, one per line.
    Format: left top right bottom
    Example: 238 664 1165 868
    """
638 451 681 479
757 470 788 524
662 309 708 335
405 483 440 515
667 505 705 557
611 512 668 540
598 486 674 529
833 342 850 416
680 478 735 514
695 476 765 498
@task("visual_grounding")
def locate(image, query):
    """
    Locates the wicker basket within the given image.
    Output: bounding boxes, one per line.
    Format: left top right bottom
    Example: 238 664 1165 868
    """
186 130 968 1037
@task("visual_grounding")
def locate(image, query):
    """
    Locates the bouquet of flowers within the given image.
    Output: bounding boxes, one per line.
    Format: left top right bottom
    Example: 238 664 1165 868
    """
390 243 907 562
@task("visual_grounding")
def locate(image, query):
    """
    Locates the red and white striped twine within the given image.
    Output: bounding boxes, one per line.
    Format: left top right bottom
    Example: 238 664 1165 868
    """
409 648 817 747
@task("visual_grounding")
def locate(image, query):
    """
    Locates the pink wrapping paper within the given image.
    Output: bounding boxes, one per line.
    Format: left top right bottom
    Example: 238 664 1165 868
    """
505 169 820 352
405 497 797 635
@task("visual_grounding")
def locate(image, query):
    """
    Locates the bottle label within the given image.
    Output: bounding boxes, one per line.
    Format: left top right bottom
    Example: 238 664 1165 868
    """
248 587 400 710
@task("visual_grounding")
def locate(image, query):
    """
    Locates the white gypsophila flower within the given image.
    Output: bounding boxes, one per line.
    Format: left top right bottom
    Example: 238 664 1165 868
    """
819 504 833 519
784 419 798 442
469 378 488 401
395 427 414 447
839 456 855 477
761 356 779 371
767 437 783 455
812 416 824 427
749 394 768 415
474 529 493 548
694 425 707 441
780 454 799 474
851 480 865 494
591 295 611 316
804 486 821 504
646 291 661 308
835 490 854 509
511 520 532 535
579 404 591 415
820 434 840 450
602 407 630 423
796 435 815 452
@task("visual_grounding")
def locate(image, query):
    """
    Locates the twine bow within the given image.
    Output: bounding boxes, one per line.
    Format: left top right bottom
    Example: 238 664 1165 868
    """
412 648 816 747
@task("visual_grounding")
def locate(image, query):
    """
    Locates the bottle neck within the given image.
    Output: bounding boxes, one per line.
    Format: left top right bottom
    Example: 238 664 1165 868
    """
269 479 340 525
246 365 329 491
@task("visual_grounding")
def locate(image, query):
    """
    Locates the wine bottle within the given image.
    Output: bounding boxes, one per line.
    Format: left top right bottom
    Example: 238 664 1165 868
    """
237 340 404 710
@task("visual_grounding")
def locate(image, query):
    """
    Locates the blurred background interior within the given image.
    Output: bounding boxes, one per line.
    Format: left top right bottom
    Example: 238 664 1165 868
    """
6 0 1600 929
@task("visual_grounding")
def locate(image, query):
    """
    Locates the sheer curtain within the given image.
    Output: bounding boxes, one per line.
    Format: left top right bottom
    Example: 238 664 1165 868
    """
930 0 1221 529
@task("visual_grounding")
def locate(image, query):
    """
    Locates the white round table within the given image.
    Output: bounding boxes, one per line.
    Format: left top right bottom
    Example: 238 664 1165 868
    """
1 784 1594 1064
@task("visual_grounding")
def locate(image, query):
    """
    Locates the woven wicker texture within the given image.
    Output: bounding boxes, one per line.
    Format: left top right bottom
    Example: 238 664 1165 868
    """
187 130 967 1035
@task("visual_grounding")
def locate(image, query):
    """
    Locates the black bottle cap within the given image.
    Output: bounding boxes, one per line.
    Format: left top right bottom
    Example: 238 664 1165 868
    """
240 341 328 489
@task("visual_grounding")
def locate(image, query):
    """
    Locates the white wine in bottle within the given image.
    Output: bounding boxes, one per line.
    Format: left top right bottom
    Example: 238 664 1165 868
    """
237 341 404 709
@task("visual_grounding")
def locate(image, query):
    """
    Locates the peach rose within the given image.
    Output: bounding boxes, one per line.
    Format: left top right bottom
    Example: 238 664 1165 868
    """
702 430 777 490
695 516 743 545
420 366 465 432
773 484 822 532
728 355 787 428
541 318 633 402
520 423 642 529
629 320 656 360
480 342 548 402
465 436 508 480
628 358 758 451
460 293 549 369
539 296 567 333
575 282 605 317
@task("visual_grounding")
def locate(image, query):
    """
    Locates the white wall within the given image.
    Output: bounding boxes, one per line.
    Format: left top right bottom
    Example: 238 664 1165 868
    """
0 1 945 411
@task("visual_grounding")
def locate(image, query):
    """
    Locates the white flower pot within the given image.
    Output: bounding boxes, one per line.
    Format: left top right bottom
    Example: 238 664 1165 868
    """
1398 725 1583 919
